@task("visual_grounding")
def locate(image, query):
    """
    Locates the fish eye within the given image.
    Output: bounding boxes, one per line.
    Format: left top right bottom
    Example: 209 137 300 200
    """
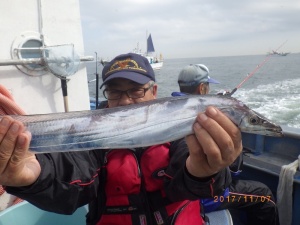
249 115 260 125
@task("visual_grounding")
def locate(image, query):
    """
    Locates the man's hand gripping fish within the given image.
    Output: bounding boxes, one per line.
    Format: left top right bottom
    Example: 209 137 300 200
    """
2 95 282 153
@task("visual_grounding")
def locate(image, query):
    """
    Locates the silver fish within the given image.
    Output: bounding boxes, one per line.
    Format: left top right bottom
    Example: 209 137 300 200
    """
3 95 282 153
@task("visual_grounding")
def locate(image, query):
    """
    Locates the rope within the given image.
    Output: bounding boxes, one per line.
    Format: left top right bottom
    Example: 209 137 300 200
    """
0 84 25 210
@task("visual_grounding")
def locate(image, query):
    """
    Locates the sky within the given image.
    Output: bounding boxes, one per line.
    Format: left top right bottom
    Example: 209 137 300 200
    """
79 0 300 59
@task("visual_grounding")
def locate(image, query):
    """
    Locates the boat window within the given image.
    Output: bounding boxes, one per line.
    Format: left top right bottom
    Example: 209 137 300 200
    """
10 31 48 76
19 39 44 70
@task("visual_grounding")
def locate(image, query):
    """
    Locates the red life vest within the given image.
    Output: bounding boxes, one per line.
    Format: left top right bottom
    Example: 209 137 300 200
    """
96 144 204 225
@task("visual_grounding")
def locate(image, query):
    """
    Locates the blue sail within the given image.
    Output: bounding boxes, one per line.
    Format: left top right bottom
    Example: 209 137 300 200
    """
147 34 155 53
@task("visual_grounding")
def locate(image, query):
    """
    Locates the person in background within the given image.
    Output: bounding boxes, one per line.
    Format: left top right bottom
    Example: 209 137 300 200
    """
173 63 279 225
172 64 219 96
0 53 242 225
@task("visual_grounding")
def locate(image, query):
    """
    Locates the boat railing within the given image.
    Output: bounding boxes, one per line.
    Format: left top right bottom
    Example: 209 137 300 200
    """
0 44 93 78
241 126 300 176
240 125 300 225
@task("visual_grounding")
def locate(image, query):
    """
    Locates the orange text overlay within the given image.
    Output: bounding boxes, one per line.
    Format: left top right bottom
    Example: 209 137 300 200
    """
213 195 271 203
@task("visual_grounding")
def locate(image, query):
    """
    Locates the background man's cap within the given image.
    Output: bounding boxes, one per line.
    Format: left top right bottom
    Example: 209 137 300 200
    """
178 64 220 87
100 53 155 88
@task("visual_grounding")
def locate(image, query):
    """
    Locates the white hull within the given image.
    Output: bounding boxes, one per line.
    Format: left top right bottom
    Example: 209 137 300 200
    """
145 55 163 70
0 0 90 114
150 62 163 70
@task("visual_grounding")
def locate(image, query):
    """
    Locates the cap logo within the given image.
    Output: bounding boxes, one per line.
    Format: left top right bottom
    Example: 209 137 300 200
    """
117 60 129 69
105 58 147 77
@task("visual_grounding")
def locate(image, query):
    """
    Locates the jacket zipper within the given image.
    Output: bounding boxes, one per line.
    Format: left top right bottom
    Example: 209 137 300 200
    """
134 147 156 225
104 148 152 225
170 201 190 225
103 149 141 177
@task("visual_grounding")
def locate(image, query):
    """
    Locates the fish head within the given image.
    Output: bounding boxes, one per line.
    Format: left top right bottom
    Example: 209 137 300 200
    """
219 103 283 137
239 109 283 137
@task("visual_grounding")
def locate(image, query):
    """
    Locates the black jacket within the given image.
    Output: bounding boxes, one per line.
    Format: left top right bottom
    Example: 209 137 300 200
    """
7 139 232 224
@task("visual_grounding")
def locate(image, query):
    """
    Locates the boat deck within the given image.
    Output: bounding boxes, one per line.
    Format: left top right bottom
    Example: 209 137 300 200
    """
243 152 300 179
239 126 300 225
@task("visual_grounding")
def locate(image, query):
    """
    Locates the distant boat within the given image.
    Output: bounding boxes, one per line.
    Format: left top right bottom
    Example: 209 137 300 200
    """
100 58 110 66
133 33 163 70
267 50 290 56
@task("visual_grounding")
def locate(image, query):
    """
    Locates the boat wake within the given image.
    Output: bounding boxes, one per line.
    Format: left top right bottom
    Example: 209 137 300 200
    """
234 78 300 128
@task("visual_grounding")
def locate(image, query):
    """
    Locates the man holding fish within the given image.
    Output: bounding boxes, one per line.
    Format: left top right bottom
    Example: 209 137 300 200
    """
0 53 247 224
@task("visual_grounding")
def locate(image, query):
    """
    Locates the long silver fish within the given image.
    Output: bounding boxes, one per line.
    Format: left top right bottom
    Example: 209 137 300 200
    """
3 95 282 153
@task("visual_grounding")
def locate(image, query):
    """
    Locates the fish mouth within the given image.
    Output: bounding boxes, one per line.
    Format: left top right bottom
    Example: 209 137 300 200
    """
247 110 284 137
263 120 284 137
243 126 283 137
266 128 284 137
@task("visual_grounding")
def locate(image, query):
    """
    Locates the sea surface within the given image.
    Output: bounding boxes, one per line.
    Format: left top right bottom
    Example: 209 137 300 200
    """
86 53 300 128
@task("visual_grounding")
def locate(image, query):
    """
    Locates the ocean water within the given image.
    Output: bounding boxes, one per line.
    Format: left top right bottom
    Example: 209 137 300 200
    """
86 53 300 128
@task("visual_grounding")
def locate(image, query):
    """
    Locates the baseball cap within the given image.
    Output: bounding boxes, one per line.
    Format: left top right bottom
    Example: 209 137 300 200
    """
178 64 220 87
100 53 155 88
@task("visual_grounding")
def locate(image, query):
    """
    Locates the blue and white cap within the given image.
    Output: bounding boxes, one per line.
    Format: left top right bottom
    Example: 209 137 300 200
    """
178 64 220 87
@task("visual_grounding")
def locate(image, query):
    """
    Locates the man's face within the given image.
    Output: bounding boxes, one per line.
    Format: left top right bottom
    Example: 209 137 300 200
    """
105 78 157 108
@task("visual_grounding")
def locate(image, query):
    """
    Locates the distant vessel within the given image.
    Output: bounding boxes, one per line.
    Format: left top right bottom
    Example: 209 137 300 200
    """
267 50 290 56
100 58 110 66
133 33 163 70
101 34 163 70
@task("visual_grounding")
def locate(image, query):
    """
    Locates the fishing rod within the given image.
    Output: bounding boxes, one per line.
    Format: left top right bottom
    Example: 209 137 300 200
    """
228 40 288 96
95 52 99 109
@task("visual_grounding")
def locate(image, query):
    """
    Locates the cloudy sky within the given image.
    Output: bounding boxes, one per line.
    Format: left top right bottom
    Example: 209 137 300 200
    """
79 0 300 59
